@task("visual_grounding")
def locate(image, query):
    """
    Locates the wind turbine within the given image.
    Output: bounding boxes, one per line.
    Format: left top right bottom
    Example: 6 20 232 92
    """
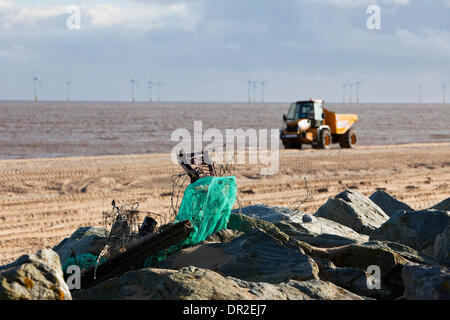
442 81 449 104
247 80 252 103
343 83 347 103
354 80 363 104
418 85 423 104
130 79 140 102
155 82 163 102
252 80 257 103
260 80 267 103
348 82 354 104
32 76 41 102
148 81 153 103
66 80 74 102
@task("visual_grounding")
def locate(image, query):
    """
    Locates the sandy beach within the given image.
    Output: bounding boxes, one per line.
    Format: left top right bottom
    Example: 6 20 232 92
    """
0 142 449 265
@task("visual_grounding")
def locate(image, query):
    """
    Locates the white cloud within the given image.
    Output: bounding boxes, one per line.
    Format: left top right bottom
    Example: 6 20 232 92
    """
0 45 34 60
302 0 411 7
0 1 198 32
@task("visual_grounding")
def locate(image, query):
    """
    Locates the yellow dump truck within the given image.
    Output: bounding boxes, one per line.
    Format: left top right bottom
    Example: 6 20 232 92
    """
280 99 358 149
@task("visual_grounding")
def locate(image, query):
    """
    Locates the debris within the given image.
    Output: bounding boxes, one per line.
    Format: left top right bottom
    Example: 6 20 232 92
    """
80 219 194 289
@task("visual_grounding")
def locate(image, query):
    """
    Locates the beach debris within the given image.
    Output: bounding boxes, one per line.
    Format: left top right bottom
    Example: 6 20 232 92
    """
177 149 217 183
80 219 194 289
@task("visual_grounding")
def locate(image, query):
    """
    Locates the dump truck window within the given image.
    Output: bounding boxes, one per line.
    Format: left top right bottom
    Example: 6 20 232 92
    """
286 103 298 120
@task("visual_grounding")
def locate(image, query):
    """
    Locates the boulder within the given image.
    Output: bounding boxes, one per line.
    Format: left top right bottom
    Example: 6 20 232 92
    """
0 249 71 300
53 226 107 266
327 242 411 298
315 190 390 235
321 264 391 300
275 220 368 248
363 241 439 266
203 229 243 243
401 263 450 300
369 209 450 252
156 229 319 284
430 197 450 211
433 225 450 266
369 190 413 217
231 204 297 223
73 266 363 300
227 213 289 242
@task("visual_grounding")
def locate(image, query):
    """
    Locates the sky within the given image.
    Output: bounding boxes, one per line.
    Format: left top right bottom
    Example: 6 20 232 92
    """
0 0 449 102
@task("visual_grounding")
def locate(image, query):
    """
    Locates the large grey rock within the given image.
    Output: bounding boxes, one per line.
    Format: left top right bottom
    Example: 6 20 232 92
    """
227 213 290 243
231 204 297 223
275 220 369 248
315 190 390 235
53 226 107 266
326 242 411 298
430 197 450 211
363 241 439 266
0 249 72 300
321 264 391 300
156 229 319 284
433 225 450 266
369 190 413 217
401 263 450 300
369 209 450 251
73 266 363 300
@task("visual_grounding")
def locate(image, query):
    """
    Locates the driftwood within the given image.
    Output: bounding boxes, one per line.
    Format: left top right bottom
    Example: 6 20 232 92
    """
80 220 193 289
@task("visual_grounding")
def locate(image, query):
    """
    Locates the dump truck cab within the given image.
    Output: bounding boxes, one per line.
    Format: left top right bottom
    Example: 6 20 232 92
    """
280 99 358 149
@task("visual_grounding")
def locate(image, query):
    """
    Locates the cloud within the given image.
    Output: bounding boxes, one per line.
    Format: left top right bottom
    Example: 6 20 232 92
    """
0 45 34 60
301 0 411 7
0 1 198 32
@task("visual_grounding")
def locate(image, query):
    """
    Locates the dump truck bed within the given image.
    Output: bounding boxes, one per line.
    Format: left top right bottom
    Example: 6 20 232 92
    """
324 108 358 135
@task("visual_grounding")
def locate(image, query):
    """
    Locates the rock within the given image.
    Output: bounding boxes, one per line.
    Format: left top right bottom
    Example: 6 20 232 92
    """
430 197 450 211
302 214 313 223
327 242 409 278
401 263 450 300
433 225 450 266
363 241 439 266
53 226 107 266
369 209 450 252
321 265 391 300
73 266 363 300
203 229 243 243
275 219 369 248
326 242 412 298
369 190 413 217
231 204 296 223
227 213 289 243
156 229 319 284
315 190 390 235
0 249 71 300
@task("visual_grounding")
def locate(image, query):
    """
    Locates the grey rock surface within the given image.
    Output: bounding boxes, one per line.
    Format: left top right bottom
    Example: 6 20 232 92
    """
370 209 450 251
315 190 390 235
0 249 72 300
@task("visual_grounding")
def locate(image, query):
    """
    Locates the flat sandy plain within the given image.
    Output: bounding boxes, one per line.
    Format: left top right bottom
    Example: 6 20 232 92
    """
1 142 449 265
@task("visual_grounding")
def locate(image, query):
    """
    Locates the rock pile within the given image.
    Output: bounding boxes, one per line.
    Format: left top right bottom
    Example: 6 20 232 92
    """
1 190 449 300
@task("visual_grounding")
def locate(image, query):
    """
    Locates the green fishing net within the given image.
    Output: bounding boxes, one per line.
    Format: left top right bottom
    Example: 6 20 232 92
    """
144 175 237 267
62 253 107 273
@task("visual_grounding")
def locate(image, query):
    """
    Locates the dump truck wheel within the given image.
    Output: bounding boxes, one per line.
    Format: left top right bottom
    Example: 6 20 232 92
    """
319 129 332 149
339 129 357 148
